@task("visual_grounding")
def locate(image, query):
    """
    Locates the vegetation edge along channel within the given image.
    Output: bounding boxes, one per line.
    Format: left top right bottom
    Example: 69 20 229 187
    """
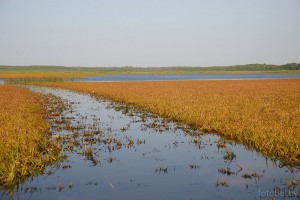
33 79 300 166
0 85 63 191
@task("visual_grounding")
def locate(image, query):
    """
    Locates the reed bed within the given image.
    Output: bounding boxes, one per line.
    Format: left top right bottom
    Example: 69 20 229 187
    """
0 85 59 188
36 79 300 165
0 72 96 79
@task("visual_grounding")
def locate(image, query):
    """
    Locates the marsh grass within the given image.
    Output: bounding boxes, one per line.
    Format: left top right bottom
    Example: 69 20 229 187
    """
0 72 96 79
0 85 61 189
4 77 80 84
35 79 300 165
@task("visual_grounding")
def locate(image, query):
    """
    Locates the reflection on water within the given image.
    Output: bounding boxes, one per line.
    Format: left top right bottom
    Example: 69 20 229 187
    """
0 79 4 84
1 86 299 200
82 73 300 82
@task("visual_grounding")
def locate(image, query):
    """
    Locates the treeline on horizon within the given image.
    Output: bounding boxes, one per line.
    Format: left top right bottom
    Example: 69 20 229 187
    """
0 63 299 73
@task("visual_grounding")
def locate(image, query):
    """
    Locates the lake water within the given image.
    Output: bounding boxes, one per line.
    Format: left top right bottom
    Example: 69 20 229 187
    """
1 74 300 84
82 73 300 82
1 86 299 200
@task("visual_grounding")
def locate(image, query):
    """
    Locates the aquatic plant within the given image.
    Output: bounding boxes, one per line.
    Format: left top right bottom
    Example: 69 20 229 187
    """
0 85 60 188
0 72 96 79
34 79 300 165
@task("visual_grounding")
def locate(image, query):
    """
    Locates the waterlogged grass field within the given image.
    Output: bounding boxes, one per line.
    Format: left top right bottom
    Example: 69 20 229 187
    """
37 79 300 165
0 85 60 188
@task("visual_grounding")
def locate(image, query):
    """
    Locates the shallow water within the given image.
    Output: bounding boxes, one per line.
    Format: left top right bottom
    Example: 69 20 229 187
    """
2 74 300 84
82 73 300 82
2 86 299 200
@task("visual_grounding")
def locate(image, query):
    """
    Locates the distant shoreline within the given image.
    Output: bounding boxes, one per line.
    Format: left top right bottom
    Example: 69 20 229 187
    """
0 63 300 79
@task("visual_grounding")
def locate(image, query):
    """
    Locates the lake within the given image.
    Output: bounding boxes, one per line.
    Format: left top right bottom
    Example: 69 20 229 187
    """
1 73 300 84
82 73 300 82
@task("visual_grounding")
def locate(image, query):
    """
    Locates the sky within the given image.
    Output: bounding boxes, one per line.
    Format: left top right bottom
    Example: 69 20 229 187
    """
0 0 299 67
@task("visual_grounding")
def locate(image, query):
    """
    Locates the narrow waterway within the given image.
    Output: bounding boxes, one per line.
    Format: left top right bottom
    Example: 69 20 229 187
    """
2 86 299 200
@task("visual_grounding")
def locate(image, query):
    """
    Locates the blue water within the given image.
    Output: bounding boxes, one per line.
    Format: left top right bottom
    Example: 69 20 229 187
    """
1 74 299 84
82 73 300 82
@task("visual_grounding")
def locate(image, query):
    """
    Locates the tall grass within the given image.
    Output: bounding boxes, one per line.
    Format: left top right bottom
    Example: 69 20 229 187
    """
0 72 96 79
0 85 60 188
36 79 300 165
4 77 81 84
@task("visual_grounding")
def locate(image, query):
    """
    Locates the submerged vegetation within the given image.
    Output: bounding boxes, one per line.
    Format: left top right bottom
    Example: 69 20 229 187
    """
36 79 300 165
1 83 299 199
0 85 60 189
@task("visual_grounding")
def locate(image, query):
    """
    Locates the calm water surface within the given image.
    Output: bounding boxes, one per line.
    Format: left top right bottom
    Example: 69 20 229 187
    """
1 73 300 84
82 73 300 82
1 86 299 200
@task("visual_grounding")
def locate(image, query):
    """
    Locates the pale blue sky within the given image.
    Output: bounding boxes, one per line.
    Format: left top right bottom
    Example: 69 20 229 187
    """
0 0 299 67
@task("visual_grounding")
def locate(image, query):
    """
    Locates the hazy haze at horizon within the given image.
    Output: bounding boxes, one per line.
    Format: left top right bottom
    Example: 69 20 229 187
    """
0 0 299 67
